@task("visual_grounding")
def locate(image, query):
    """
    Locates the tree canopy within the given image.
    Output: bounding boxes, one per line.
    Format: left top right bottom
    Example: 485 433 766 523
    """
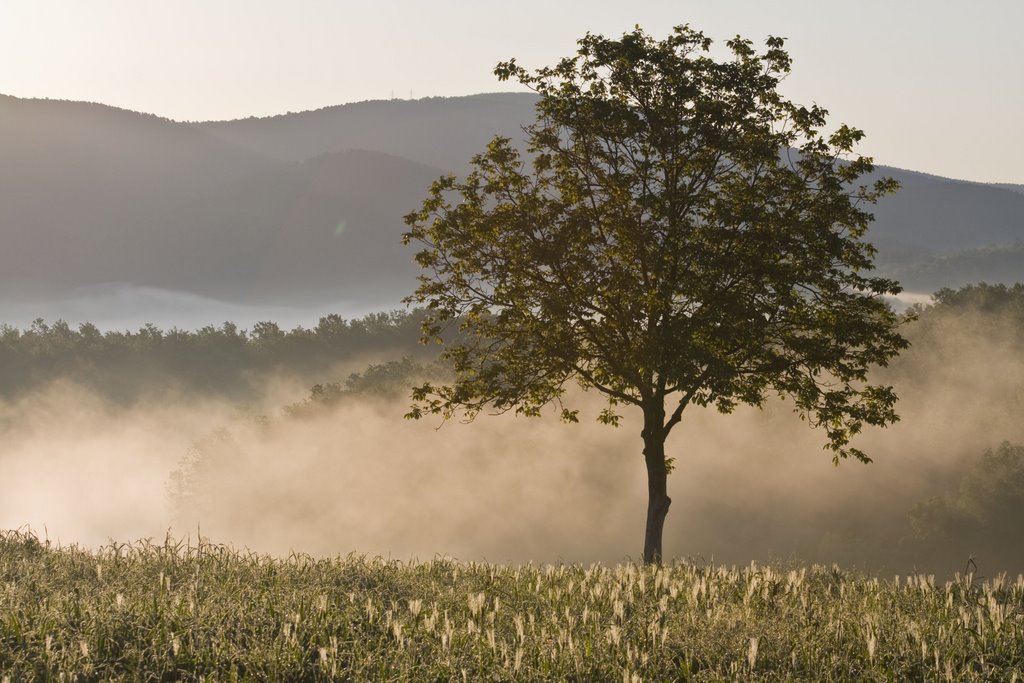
403 25 908 562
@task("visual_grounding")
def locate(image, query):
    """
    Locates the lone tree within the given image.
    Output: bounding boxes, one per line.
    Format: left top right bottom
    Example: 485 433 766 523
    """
402 25 908 564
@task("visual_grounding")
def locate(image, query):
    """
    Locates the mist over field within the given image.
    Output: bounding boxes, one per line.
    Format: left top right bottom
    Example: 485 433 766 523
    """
3 8 1024 679
2 296 1022 575
1 89 1023 575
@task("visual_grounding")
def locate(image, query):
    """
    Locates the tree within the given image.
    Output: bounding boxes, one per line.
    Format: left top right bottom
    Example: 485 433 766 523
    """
910 442 1024 569
402 25 908 564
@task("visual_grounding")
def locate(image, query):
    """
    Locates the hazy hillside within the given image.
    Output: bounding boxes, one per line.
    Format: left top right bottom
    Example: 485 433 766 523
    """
196 92 1024 278
991 182 1024 195
1 91 1022 323
149 149 442 302
196 92 538 171
866 167 1024 264
0 95 275 296
0 95 445 309
877 241 1024 292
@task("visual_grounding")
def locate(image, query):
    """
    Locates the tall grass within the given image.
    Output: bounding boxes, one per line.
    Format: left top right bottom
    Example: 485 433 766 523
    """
1 529 1021 681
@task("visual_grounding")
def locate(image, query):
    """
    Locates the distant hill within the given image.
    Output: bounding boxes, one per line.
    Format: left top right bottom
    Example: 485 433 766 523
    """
991 183 1024 196
197 93 538 171
877 242 1024 293
148 149 442 302
0 95 448 305
0 94 275 296
0 91 1022 318
865 168 1024 265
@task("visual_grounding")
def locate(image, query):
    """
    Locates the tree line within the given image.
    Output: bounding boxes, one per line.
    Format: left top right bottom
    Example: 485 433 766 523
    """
165 283 1024 573
0 310 432 402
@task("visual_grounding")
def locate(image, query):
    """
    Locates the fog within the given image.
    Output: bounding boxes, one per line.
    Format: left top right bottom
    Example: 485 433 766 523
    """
0 284 400 332
886 290 934 311
0 285 927 338
1 305 1022 573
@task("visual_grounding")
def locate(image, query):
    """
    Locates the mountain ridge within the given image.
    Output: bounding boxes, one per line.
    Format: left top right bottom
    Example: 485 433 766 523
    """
1 92 1022 315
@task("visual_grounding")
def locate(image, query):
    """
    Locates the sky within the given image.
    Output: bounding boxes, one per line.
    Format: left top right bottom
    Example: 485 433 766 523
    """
1 0 1021 183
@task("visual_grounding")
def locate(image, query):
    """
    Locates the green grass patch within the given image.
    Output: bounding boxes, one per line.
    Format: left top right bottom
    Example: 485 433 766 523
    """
1 529 1022 681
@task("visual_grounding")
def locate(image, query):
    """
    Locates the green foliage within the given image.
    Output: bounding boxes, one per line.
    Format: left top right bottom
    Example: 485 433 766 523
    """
2 530 1022 681
403 24 907 462
284 357 452 418
931 282 1024 316
878 243 1024 295
910 442 1024 568
901 282 1024 365
0 310 432 403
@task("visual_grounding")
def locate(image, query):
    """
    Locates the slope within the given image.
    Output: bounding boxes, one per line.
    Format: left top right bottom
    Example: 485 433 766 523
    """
1 92 1022 312
196 92 539 172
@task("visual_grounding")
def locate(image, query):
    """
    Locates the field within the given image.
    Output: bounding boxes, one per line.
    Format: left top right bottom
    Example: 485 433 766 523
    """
1 530 1022 681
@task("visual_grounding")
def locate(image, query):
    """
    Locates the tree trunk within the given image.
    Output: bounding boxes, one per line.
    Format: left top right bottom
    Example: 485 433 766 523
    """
642 408 671 564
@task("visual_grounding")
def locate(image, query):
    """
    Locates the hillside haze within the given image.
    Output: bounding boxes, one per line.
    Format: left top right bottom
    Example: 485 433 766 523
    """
1 91 1022 327
195 92 538 170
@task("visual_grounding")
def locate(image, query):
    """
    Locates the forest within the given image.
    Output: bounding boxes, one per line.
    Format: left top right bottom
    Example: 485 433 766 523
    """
1 284 1023 574
0 309 433 402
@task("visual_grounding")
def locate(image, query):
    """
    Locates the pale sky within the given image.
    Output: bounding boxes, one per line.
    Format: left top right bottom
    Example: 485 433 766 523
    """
1 0 1021 183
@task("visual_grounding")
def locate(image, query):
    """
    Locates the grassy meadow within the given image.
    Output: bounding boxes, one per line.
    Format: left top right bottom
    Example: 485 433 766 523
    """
1 530 1022 681
5 287 1024 679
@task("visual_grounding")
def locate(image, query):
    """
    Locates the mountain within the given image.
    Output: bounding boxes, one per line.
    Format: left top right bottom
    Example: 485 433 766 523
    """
0 94 275 296
0 95 453 307
196 92 538 171
1 91 1022 324
865 168 1024 265
990 183 1024 196
146 149 442 302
